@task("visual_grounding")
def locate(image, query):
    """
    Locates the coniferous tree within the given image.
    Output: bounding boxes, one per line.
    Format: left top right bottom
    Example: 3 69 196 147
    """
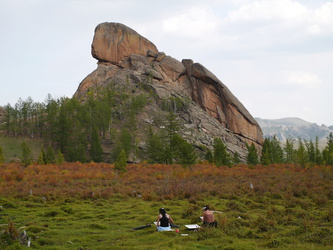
114 149 127 172
323 133 333 166
37 148 45 165
305 139 316 166
296 138 308 167
213 138 232 167
55 149 65 165
165 112 179 148
271 136 284 163
205 149 214 164
112 128 132 162
20 142 33 167
315 136 322 165
260 138 272 165
232 152 240 165
90 128 103 162
0 146 4 164
323 133 333 165
171 134 197 167
120 128 132 156
56 99 71 153
3 104 13 135
45 94 59 142
146 113 180 165
246 143 259 165
45 145 56 164
146 127 166 163
284 138 295 164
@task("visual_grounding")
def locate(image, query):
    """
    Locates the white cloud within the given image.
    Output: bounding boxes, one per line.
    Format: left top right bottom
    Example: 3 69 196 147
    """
310 2 333 35
226 0 308 23
283 70 322 89
162 7 219 38
223 0 333 44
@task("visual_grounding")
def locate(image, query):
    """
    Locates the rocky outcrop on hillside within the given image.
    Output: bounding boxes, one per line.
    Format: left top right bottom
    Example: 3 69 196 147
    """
74 22 263 160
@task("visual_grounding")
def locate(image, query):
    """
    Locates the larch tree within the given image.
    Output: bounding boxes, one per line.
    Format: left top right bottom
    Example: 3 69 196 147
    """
246 143 259 166
0 146 4 164
213 138 232 167
90 128 103 162
114 149 127 172
20 142 33 167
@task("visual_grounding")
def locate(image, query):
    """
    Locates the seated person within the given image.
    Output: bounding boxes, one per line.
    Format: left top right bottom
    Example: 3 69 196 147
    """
202 205 217 227
156 208 175 231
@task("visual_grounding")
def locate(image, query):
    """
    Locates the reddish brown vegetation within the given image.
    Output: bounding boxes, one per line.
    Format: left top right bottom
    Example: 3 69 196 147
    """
1 163 332 203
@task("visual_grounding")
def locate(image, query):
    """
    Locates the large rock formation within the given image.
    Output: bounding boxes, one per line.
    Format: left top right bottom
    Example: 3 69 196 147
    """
75 22 263 160
91 23 158 65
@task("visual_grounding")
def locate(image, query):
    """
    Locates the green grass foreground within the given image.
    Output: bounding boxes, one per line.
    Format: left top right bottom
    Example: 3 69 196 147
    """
1 162 333 249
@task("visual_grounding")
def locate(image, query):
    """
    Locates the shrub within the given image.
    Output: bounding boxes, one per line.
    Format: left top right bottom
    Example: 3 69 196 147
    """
43 210 59 217
89 223 107 230
312 194 328 206
27 226 48 233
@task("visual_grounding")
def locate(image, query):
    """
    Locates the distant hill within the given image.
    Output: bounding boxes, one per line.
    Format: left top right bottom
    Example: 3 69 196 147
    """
255 117 333 146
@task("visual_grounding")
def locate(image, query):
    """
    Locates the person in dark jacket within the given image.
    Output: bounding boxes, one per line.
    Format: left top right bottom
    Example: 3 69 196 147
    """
156 208 175 231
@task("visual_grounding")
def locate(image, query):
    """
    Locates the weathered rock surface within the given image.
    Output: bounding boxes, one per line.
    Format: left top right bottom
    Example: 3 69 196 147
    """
75 22 263 160
91 22 158 65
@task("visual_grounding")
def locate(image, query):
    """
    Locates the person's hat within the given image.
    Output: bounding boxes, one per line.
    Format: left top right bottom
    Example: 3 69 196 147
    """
203 205 209 211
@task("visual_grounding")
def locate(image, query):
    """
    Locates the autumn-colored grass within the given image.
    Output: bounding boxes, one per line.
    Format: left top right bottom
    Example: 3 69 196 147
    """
1 163 333 249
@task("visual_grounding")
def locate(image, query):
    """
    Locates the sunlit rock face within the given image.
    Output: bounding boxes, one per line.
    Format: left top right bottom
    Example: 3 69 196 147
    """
91 22 158 65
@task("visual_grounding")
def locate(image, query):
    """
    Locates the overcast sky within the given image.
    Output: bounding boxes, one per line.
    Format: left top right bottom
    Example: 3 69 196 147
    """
1 0 332 126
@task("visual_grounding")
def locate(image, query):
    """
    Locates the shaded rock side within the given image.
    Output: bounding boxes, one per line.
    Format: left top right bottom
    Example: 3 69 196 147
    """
75 22 263 158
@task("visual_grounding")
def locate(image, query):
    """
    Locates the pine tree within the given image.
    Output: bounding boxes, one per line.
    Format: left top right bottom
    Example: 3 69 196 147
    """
284 138 295 164
171 134 197 167
90 128 103 162
56 149 65 165
271 136 284 163
45 94 60 142
232 152 240 165
296 138 308 167
56 99 71 153
3 104 13 135
0 146 4 164
45 145 56 164
246 143 259 165
305 139 316 166
165 112 180 155
146 128 166 163
112 128 132 162
323 133 333 166
315 136 322 165
37 148 45 165
114 149 127 172
205 149 214 164
213 138 232 167
20 142 33 167
260 138 272 165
